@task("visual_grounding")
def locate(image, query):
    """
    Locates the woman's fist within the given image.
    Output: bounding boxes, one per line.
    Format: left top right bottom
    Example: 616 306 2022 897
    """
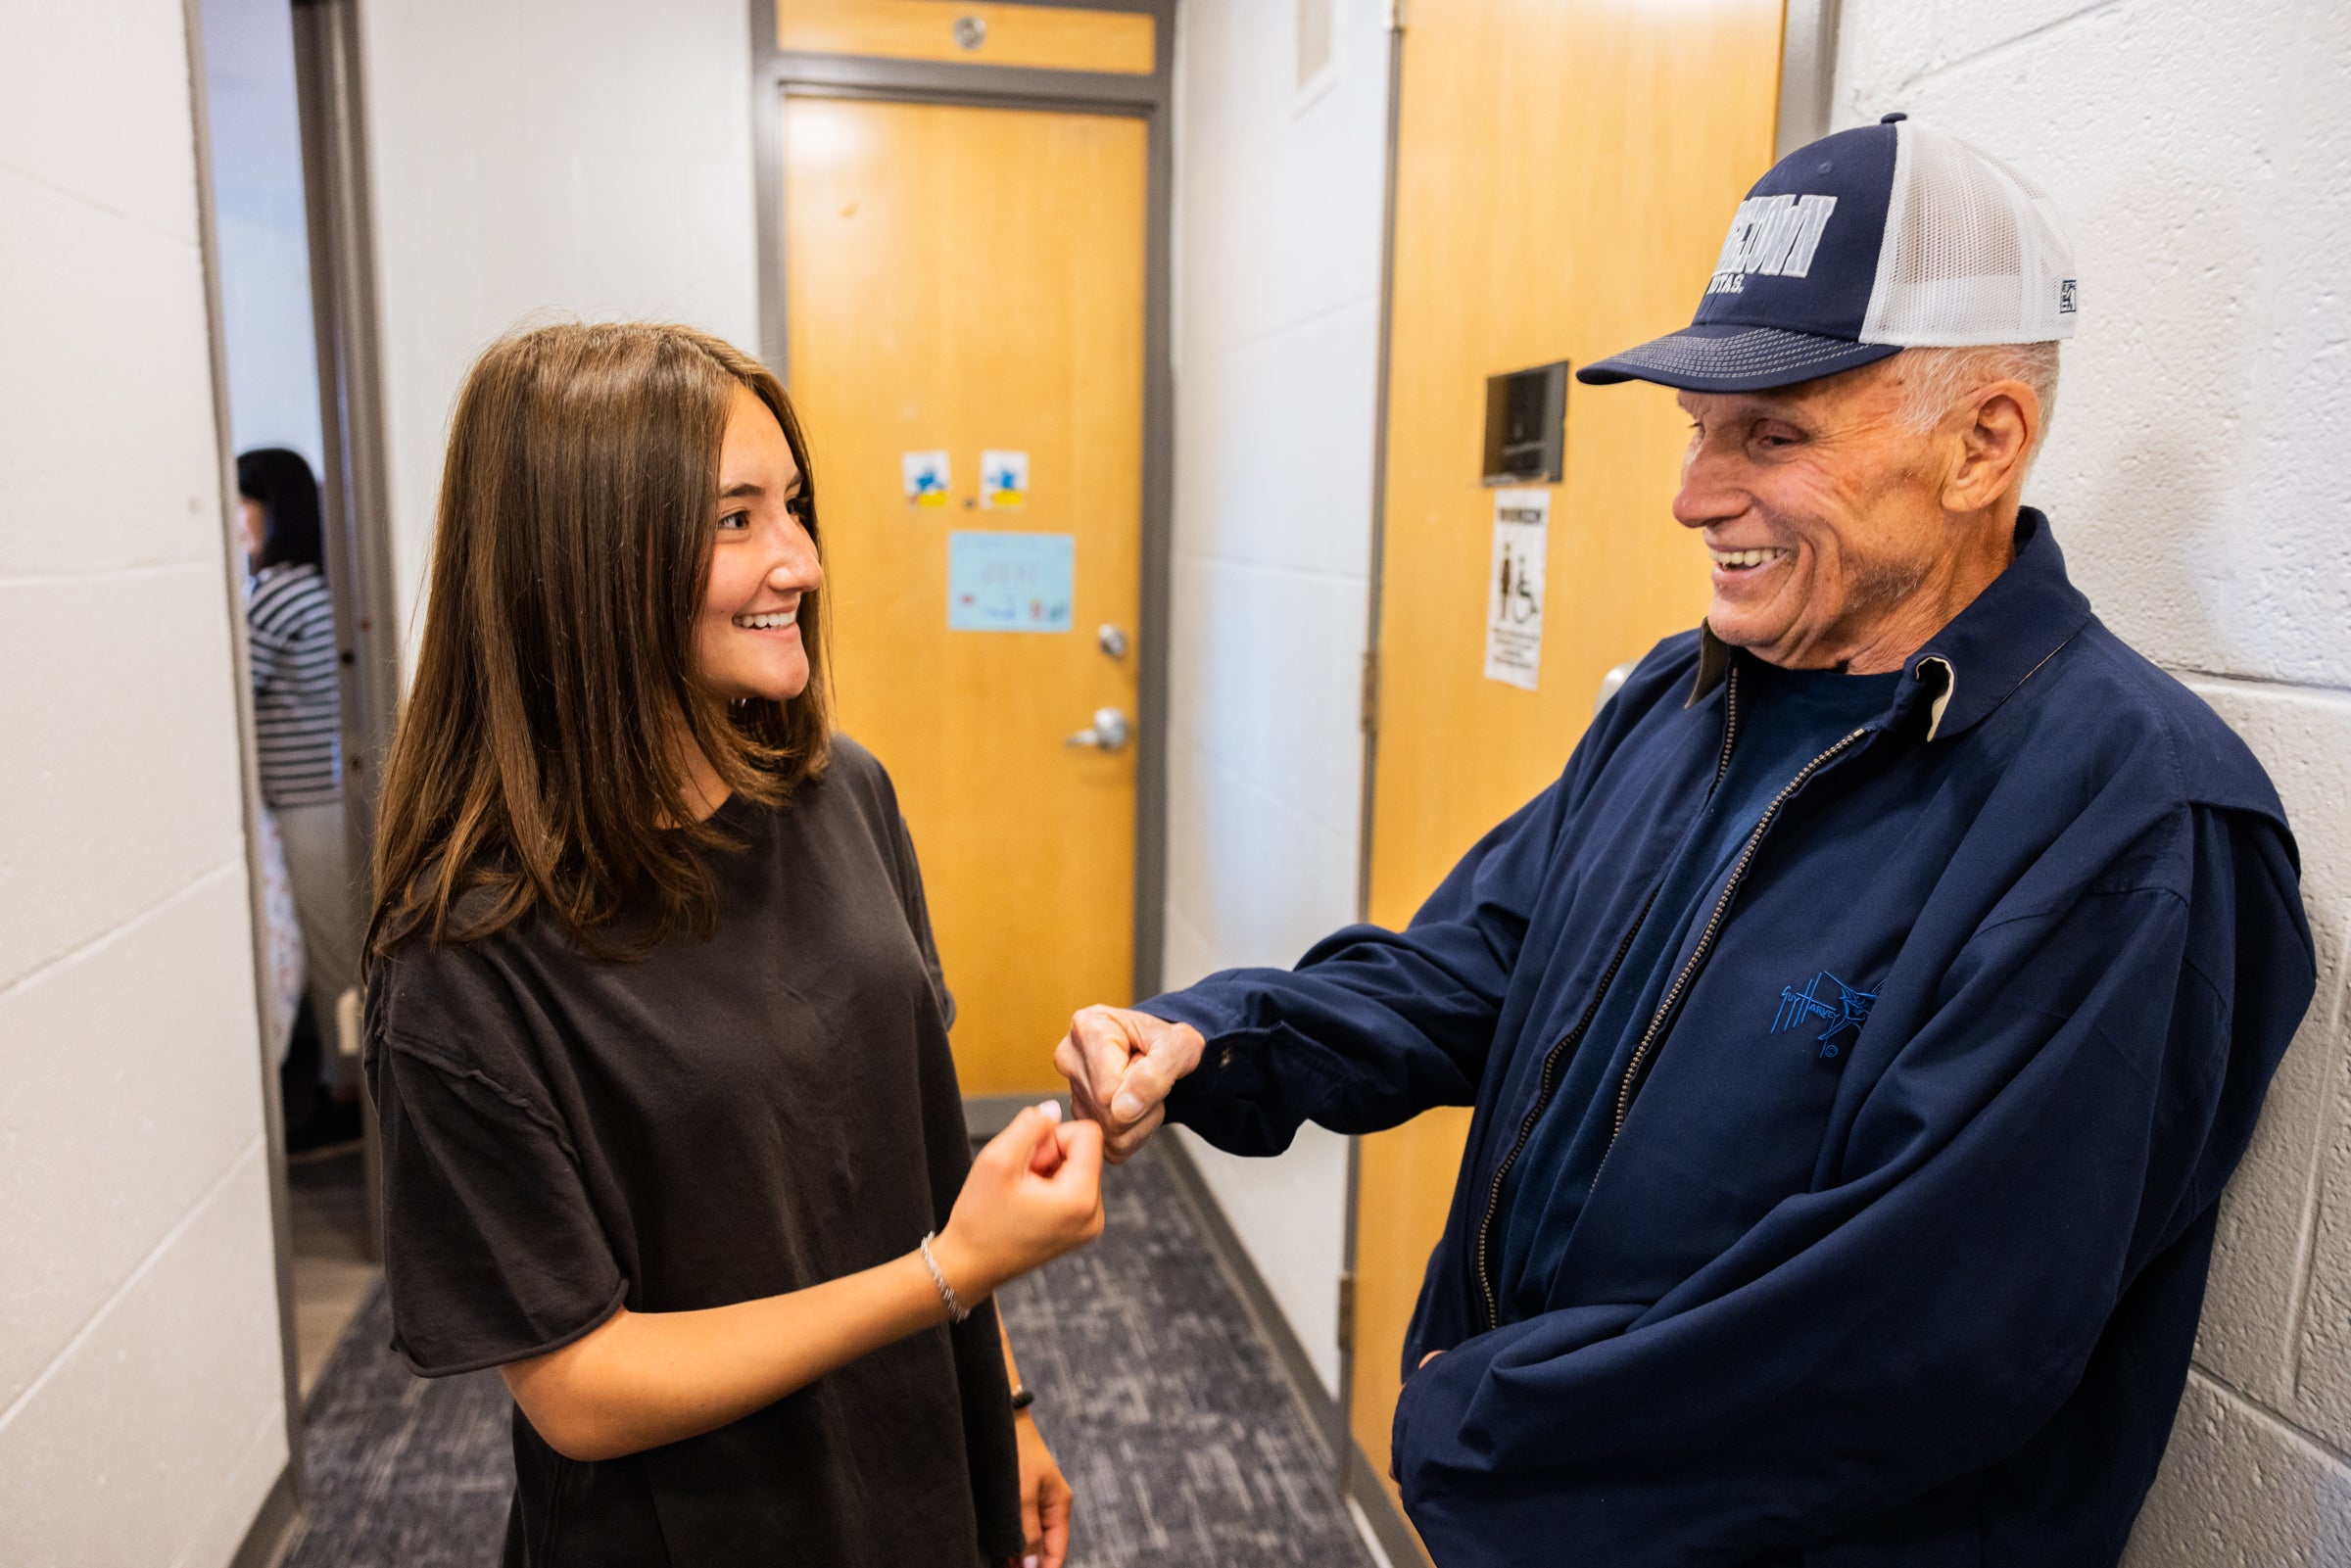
935 1104 1105 1303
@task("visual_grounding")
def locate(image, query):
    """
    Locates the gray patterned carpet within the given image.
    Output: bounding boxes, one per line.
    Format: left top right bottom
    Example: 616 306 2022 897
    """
282 1142 1372 1567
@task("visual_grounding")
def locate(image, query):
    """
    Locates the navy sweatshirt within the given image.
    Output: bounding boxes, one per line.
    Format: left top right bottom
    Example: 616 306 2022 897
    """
1146 512 2314 1567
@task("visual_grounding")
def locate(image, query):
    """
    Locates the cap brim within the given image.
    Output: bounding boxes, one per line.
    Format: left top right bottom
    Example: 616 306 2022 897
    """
1576 324 1899 393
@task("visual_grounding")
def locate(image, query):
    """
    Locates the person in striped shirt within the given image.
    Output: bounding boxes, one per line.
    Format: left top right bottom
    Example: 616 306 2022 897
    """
239 447 361 1148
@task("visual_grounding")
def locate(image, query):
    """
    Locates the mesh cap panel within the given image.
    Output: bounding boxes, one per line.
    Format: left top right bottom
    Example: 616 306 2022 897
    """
1862 121 2079 346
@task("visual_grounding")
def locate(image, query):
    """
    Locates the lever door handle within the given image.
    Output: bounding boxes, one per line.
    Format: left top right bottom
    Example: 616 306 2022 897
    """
1065 706 1131 752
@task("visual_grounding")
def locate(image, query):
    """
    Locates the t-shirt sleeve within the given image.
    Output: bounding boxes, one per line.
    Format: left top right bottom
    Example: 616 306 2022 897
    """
886 810 955 1031
371 1036 628 1376
846 745 957 1031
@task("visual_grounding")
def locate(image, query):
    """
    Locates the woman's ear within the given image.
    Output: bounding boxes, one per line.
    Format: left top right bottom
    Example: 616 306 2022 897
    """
1943 380 2039 513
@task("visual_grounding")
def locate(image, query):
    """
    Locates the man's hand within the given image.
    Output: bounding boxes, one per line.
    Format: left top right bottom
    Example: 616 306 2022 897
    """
1053 1005 1204 1164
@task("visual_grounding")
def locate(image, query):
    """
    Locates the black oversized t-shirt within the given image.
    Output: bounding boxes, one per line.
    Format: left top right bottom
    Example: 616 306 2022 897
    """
364 738 1023 1567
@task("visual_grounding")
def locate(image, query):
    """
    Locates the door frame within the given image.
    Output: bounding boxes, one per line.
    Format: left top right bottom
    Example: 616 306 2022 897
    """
748 0 1178 1007
288 0 404 1303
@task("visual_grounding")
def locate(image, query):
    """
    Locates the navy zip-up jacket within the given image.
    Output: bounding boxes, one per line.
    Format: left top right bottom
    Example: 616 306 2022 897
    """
1146 512 2314 1566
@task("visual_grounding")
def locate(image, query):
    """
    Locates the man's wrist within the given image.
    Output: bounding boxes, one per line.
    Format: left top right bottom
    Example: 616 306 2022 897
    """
1132 1014 1205 1080
1149 1019 1212 1114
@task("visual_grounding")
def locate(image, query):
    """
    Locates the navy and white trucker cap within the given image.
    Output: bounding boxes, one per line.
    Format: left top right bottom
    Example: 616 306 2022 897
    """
1579 115 2078 393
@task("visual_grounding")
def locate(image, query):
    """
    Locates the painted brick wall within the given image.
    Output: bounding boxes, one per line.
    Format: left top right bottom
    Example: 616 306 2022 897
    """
1833 5 2351 1558
1163 0 1392 1397
357 0 764 655
0 1 291 1561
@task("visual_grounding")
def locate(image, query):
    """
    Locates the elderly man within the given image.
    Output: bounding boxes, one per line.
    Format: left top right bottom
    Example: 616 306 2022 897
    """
1059 119 2315 1565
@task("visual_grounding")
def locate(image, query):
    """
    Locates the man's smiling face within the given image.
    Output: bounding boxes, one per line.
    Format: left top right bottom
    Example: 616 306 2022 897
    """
1673 358 1964 673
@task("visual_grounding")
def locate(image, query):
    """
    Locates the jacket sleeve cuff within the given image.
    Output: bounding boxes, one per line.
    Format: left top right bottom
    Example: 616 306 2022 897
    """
1135 990 1250 1128
1134 984 1366 1157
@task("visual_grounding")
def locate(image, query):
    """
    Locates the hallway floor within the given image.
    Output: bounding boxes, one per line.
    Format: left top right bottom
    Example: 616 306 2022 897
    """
286 1143 378 1397
277 1141 1377 1567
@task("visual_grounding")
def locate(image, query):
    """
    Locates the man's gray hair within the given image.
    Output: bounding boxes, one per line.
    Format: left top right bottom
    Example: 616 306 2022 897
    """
1892 342 2061 451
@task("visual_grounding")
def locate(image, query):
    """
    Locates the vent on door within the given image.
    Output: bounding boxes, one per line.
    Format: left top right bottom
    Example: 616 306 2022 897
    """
1297 0 1334 92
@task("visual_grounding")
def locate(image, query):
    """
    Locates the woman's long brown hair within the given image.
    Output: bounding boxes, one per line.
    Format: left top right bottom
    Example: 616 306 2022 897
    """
366 321 831 965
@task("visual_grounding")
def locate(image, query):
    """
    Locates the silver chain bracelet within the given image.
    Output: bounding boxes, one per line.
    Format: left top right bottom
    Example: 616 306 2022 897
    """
919 1231 970 1323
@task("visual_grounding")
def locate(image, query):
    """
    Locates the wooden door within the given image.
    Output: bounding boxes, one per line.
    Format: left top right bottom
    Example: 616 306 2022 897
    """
1352 0 1789 1525
782 96 1148 1096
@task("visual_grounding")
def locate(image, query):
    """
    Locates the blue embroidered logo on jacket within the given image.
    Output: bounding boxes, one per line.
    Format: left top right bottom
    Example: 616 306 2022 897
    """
1773 972 1876 1058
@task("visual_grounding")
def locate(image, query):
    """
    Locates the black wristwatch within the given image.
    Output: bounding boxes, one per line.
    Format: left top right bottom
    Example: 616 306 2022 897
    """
1009 1384 1035 1413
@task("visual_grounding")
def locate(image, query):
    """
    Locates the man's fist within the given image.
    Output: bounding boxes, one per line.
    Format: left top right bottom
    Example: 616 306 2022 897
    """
1053 1005 1204 1164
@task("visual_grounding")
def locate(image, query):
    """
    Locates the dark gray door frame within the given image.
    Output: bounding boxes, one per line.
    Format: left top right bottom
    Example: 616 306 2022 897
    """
747 0 1178 1005
288 0 403 1297
291 0 404 855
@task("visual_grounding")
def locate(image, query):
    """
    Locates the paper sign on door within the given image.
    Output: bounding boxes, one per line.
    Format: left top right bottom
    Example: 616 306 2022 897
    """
1483 488 1549 689
902 451 951 508
948 531 1075 633
980 450 1030 510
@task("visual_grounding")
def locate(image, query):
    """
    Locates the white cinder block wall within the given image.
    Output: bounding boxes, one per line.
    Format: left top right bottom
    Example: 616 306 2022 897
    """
0 3 290 1564
1833 4 2351 1559
1164 0 1392 1397
357 0 764 648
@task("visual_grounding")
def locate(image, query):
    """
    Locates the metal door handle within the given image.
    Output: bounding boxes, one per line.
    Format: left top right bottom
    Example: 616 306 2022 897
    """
1065 706 1130 752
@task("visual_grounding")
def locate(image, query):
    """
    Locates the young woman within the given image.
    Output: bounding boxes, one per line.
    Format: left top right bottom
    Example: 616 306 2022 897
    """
365 321 1102 1568
238 447 362 1144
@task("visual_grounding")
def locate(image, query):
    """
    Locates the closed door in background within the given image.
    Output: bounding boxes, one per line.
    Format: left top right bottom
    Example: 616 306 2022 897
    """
783 96 1147 1096
1354 0 1790 1528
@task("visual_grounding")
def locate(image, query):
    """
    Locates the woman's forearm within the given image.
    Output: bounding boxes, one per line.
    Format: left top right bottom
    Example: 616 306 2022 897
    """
497 1104 1098 1463
503 1244 970 1461
999 1313 1022 1388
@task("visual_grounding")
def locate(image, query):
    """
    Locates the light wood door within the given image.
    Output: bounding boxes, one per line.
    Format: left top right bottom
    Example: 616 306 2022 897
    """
1352 0 1789 1520
783 96 1147 1096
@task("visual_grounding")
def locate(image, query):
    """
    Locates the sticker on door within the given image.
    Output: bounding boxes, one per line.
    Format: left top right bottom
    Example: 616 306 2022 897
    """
902 450 951 507
948 531 1075 633
980 450 1030 510
1484 488 1548 689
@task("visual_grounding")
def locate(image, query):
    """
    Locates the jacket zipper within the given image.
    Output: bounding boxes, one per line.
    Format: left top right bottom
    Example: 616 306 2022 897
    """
1603 722 1872 1149
1472 887 1660 1330
1469 666 1750 1332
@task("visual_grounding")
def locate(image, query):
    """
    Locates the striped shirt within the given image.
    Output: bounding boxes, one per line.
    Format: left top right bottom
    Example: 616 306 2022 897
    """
248 563 344 807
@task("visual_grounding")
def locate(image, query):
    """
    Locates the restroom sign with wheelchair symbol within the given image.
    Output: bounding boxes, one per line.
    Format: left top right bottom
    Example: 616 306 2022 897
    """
1483 488 1550 690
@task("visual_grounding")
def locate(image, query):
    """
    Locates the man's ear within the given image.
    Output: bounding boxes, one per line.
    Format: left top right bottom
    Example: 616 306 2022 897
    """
1943 380 2039 513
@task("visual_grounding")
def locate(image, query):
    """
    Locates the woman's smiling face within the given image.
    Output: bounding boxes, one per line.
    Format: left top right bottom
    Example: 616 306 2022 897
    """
696 384 822 703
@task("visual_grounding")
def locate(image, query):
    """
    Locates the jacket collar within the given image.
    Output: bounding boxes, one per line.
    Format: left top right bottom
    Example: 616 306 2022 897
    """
1685 508 2094 742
